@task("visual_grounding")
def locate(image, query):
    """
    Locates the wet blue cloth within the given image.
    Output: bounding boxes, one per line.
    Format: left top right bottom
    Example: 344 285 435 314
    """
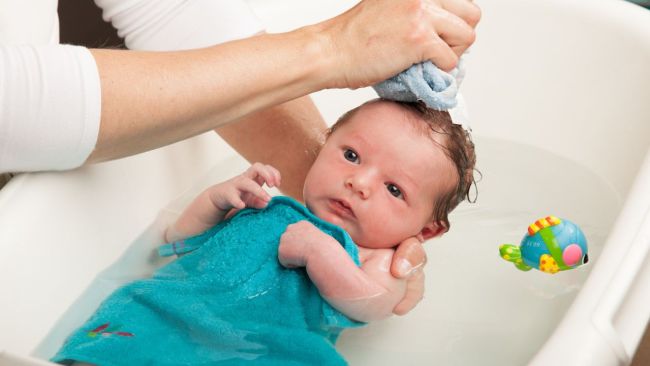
373 60 462 110
52 196 363 366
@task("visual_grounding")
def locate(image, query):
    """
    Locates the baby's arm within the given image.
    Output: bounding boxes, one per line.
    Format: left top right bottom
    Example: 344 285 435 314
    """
279 221 407 322
165 163 281 242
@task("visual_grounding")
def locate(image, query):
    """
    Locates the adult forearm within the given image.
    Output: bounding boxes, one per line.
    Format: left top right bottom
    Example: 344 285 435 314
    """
86 0 481 163
215 96 326 201
87 29 329 163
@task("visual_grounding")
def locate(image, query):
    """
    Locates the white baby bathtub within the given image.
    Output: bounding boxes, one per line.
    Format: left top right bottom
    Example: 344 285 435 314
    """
1 0 649 365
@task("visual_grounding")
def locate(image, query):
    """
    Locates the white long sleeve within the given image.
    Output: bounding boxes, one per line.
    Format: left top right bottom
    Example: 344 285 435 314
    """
0 0 264 173
94 0 264 51
0 44 101 172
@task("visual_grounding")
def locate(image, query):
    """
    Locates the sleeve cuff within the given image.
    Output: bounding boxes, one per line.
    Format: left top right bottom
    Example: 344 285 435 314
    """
0 44 100 172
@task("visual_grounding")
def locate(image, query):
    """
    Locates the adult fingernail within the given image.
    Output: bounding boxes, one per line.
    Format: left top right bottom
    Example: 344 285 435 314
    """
409 262 424 275
397 259 413 277
399 259 425 278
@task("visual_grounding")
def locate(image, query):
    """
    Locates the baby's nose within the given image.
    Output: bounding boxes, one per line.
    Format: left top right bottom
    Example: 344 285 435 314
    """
345 176 370 199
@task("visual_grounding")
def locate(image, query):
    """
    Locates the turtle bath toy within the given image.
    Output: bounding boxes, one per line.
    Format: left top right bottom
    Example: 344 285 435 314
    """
499 216 588 274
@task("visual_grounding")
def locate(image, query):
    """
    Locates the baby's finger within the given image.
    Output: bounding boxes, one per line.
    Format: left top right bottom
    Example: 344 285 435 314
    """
237 178 272 203
223 191 246 210
244 193 272 209
259 164 281 188
256 163 278 188
246 163 277 187
266 164 282 188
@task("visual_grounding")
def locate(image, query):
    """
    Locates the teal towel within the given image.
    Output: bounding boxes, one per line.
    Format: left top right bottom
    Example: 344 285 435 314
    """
52 196 363 366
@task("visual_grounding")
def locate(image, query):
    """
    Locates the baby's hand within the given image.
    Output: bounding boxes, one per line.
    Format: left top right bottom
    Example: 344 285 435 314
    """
165 163 280 242
278 221 328 268
214 163 281 211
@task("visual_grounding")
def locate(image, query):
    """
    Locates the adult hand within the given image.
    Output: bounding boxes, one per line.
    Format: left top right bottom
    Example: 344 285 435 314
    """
317 0 481 88
83 1 479 166
390 237 427 315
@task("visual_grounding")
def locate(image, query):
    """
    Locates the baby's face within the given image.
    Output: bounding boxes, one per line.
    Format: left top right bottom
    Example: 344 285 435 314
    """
303 101 457 248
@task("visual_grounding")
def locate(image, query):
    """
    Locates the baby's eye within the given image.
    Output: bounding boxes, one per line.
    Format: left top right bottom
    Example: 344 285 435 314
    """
386 183 403 199
343 149 359 163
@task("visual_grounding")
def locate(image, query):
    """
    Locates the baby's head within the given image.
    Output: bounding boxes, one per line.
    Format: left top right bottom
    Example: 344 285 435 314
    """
303 99 476 248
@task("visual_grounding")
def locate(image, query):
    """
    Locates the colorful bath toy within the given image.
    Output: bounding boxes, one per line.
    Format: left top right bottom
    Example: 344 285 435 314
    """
499 216 588 274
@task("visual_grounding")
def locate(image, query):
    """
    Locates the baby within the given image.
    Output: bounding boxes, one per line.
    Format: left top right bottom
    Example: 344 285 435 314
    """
52 99 476 365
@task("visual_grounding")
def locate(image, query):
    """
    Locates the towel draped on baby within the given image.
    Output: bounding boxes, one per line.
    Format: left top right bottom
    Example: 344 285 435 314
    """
52 196 362 366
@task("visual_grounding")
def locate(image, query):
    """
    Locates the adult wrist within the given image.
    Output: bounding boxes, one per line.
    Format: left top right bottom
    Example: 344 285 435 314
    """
291 22 340 91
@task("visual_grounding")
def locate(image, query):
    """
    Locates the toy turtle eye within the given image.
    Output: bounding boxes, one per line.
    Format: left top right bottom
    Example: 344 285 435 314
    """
582 254 589 264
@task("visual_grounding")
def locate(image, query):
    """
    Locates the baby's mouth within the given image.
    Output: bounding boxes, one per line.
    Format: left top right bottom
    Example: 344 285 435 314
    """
329 199 356 219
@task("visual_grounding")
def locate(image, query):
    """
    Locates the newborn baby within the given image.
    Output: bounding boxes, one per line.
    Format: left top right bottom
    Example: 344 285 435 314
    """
53 99 476 366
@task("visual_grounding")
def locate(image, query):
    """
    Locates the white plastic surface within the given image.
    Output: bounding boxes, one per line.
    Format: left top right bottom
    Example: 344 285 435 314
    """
530 152 650 366
0 0 58 45
1 0 650 365
0 133 235 357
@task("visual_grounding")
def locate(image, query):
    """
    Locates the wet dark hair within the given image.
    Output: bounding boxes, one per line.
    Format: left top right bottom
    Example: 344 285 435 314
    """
327 99 478 232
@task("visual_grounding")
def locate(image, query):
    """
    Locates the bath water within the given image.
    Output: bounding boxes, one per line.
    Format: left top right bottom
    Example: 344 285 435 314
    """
36 138 621 365
337 137 620 365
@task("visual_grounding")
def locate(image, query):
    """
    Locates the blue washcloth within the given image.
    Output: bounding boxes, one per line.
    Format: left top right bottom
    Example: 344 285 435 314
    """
373 60 465 111
52 196 363 366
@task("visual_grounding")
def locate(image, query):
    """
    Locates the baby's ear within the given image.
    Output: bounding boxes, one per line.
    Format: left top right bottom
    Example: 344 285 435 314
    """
416 221 448 242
